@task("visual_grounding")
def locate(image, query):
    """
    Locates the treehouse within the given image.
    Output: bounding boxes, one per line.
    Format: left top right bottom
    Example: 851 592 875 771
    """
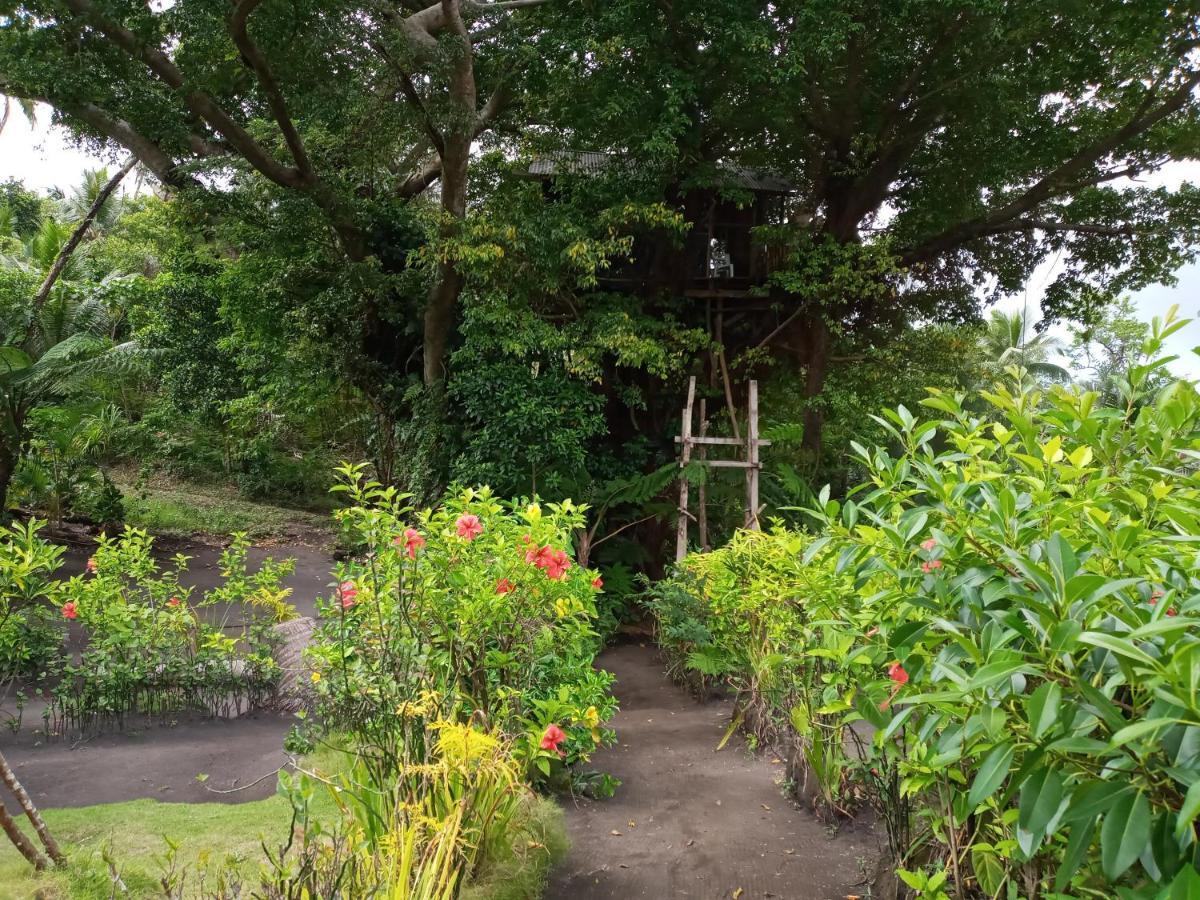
528 151 793 298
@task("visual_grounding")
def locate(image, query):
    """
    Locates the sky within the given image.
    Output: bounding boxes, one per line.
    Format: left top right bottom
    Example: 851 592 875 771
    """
3 102 1200 378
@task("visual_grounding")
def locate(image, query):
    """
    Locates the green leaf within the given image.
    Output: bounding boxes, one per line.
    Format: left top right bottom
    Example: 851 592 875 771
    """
1018 767 1065 857
1027 681 1062 739
1079 631 1158 668
1055 816 1097 891
1100 790 1150 880
1167 863 1200 900
1175 780 1200 841
1110 717 1183 749
968 743 1015 809
972 845 1006 896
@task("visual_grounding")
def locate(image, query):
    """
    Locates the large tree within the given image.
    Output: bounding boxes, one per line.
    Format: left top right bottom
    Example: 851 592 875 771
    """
529 0 1200 457
0 0 546 385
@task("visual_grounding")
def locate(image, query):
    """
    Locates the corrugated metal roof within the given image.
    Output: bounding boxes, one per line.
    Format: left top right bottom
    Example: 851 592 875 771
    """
529 150 793 193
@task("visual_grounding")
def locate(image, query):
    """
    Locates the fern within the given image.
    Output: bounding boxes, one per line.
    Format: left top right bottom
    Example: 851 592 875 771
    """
686 645 734 677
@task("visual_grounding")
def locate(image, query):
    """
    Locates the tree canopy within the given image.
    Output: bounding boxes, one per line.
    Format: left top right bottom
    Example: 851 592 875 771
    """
3 0 1200 501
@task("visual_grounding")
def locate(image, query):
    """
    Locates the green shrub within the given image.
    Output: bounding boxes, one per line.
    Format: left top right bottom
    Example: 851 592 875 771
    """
35 529 296 735
306 466 618 793
656 309 1200 897
0 519 65 695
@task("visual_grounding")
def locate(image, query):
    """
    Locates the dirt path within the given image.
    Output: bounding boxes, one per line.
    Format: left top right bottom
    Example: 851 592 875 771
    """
547 643 876 900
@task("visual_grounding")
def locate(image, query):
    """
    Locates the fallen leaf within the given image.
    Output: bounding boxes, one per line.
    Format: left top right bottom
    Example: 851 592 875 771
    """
761 804 771 811
610 830 622 836
733 889 744 899
628 820 637 828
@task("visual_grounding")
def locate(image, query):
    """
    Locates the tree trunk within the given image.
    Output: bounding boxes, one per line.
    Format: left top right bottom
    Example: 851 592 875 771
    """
0 750 64 866
422 127 469 385
0 439 16 520
800 316 831 465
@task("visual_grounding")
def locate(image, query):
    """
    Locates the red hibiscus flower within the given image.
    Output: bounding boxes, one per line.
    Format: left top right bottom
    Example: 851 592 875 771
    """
546 549 571 581
592 576 604 590
339 580 358 609
495 578 515 595
880 662 909 711
1167 607 1178 617
167 597 181 608
62 601 78 620
540 724 567 756
1149 589 1164 606
456 514 483 540
86 557 98 574
920 538 937 551
395 527 425 559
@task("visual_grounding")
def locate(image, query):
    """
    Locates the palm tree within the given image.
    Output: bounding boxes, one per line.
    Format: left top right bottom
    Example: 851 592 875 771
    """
979 309 1071 382
0 289 144 514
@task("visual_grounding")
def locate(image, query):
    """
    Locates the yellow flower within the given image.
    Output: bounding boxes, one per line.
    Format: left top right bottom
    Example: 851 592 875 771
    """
310 671 321 683
583 706 600 728
555 598 570 618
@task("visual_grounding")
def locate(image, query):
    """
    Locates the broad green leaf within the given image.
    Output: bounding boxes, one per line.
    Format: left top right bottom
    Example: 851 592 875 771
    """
1055 816 1097 891
1018 767 1065 857
1027 682 1062 739
968 743 1014 809
1167 863 1200 900
1079 631 1158 668
1101 790 1150 880
1176 780 1200 841
1110 717 1183 749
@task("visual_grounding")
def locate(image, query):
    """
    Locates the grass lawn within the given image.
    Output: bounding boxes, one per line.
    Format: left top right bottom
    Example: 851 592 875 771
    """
0 789 567 899
111 470 333 541
0 794 304 899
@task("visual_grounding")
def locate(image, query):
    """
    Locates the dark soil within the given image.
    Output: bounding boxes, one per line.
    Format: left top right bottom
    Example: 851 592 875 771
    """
547 643 878 900
1 712 296 808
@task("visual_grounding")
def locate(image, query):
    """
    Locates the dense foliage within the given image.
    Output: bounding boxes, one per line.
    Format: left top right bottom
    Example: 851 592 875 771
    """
305 466 617 795
653 311 1200 897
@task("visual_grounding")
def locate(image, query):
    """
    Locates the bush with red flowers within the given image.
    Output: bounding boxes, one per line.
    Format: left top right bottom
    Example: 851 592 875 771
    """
305 464 617 795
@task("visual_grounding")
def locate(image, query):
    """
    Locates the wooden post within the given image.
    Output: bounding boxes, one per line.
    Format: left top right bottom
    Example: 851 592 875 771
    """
676 376 696 562
745 380 761 531
697 399 709 551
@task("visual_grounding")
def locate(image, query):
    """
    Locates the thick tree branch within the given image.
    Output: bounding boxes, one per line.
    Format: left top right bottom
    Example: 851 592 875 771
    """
398 155 444 197
63 0 308 189
228 0 313 176
398 71 447 156
979 219 1143 238
899 69 1200 266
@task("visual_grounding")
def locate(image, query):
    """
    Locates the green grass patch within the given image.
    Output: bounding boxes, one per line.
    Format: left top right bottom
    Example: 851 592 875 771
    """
0 794 302 899
113 475 333 541
0 789 569 899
